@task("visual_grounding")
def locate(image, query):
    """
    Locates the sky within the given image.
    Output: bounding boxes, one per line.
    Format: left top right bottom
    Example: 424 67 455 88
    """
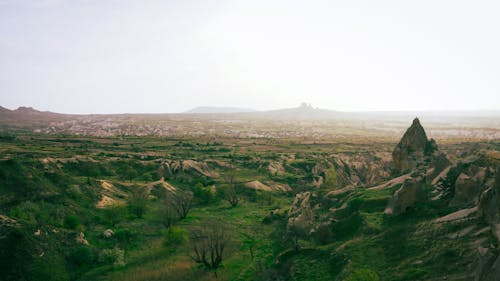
1 0 499 114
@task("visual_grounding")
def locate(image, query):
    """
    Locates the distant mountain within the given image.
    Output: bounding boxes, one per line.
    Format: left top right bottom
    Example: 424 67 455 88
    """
184 106 257 114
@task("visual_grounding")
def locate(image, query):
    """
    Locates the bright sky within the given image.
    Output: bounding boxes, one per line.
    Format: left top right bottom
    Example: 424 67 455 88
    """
1 0 499 114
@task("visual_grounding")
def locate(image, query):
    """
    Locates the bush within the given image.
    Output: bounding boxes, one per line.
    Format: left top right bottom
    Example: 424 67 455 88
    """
64 215 81 230
128 188 149 218
9 201 39 224
99 247 125 267
69 246 95 266
115 228 138 248
191 183 215 205
162 226 188 248
102 205 127 226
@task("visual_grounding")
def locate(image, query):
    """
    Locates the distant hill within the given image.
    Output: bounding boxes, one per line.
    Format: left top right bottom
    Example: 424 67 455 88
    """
0 106 73 129
253 103 343 120
184 106 257 114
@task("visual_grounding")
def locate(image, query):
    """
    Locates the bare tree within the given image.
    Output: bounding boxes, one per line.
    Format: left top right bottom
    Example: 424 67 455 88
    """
172 190 193 219
128 187 149 218
162 201 178 228
222 168 240 207
190 222 228 278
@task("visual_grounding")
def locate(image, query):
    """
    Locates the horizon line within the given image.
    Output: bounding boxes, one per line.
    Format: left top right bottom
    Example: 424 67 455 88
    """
2 104 500 116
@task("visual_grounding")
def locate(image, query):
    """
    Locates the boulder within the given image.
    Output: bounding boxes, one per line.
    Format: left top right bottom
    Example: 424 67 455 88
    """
103 229 115 238
385 177 426 215
76 232 89 245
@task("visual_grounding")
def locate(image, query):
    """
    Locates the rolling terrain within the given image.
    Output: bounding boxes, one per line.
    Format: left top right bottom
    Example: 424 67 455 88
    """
0 111 499 281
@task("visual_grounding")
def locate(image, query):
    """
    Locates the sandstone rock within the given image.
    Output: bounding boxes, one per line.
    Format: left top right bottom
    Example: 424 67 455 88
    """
162 159 219 178
385 177 426 215
478 188 499 223
76 232 89 245
287 192 315 235
426 151 451 183
103 229 115 238
453 173 481 205
392 118 429 172
268 161 285 176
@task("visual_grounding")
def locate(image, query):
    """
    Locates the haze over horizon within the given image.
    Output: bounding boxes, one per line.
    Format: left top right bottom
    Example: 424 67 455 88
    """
1 0 500 114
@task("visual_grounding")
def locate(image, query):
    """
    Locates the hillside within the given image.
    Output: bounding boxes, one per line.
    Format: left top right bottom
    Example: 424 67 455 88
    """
0 119 499 281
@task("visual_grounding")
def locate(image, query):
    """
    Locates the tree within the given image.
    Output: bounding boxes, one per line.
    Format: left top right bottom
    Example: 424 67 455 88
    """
128 188 149 218
190 222 229 278
242 232 257 261
221 167 240 207
162 201 178 228
103 204 127 226
221 186 240 207
124 166 138 182
172 190 193 219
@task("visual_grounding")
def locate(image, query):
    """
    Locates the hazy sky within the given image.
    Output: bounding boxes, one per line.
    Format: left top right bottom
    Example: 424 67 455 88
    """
1 0 500 114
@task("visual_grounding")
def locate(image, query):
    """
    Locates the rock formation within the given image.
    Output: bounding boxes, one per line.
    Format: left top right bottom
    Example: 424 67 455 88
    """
385 176 426 215
287 192 316 235
392 118 445 173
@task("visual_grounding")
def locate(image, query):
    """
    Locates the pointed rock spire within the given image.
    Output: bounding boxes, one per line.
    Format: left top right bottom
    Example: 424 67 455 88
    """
392 117 430 172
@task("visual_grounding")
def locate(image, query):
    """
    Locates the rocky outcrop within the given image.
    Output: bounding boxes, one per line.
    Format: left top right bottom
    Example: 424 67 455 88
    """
385 176 426 215
478 168 500 223
310 153 392 189
392 118 429 172
287 192 316 235
161 159 219 178
478 188 499 223
453 172 483 205
244 180 291 192
268 161 285 176
103 229 115 238
449 156 493 206
76 232 89 245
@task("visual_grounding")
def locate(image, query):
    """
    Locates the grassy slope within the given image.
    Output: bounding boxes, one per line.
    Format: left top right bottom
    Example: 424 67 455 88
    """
1 134 497 281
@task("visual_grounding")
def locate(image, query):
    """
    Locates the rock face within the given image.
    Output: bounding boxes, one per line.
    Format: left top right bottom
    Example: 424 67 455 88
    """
385 176 426 215
310 153 392 189
453 172 483 205
392 118 433 173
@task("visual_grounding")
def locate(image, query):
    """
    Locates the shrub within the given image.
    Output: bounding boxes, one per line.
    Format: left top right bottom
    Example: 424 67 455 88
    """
99 247 125 267
9 201 39 224
128 188 149 218
162 226 188 248
115 228 138 248
69 246 95 266
64 215 81 230
102 205 127 226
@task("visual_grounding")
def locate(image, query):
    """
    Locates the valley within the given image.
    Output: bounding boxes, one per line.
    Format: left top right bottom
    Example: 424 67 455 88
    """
1 116 499 281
